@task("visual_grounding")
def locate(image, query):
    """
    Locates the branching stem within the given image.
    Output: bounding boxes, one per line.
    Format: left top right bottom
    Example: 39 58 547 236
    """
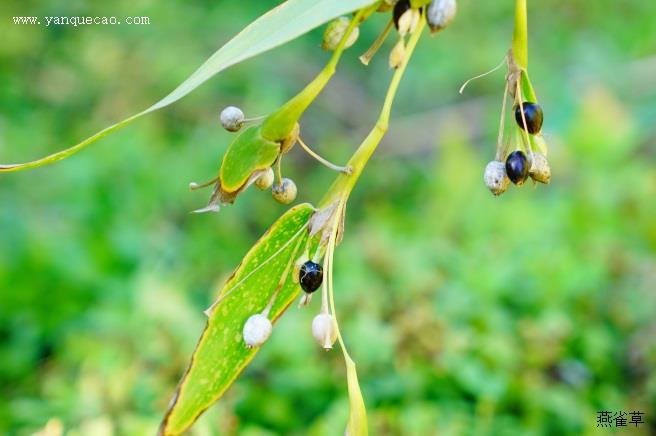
320 15 427 208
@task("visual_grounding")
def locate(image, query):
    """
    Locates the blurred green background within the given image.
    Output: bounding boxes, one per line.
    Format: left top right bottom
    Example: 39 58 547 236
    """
1 0 655 435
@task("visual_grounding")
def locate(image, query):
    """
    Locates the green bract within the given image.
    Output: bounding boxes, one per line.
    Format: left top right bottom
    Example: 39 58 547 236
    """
219 126 280 194
159 203 314 435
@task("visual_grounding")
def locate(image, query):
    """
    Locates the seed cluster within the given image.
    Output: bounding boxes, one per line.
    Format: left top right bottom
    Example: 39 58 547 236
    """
481 60 551 196
387 0 456 69
241 255 333 350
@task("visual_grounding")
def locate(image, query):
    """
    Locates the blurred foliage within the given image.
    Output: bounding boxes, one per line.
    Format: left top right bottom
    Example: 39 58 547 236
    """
0 0 655 435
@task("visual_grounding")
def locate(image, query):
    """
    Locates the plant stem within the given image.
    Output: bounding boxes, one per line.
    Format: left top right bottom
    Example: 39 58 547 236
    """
261 4 379 141
511 0 537 103
320 17 426 207
512 0 528 69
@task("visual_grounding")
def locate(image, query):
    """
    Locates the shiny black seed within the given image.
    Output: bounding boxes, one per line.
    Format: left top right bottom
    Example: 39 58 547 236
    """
505 150 530 185
393 0 411 30
299 261 323 294
514 102 543 134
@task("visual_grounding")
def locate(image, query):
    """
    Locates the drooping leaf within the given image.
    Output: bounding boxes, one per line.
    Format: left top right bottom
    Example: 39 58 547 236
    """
159 203 315 436
219 126 280 194
1 0 378 172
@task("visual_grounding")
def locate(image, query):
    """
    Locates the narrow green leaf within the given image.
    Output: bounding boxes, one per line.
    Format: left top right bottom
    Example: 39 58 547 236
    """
1 0 377 172
219 126 280 194
159 203 314 436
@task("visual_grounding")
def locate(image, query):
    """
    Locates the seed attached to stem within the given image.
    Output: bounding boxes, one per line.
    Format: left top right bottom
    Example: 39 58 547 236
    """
242 313 272 348
483 160 510 196
271 178 297 204
514 102 543 134
299 260 323 294
322 17 360 51
312 313 337 350
505 150 530 185
426 0 457 33
255 167 275 190
220 106 245 132
393 0 411 31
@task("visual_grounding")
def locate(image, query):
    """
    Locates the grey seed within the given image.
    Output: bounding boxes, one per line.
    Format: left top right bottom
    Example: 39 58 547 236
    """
220 106 245 132
271 178 297 205
484 160 510 196
427 0 457 34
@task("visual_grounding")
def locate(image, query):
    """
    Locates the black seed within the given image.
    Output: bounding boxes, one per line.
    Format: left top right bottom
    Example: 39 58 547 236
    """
393 0 411 30
514 102 543 134
299 261 323 294
505 150 530 185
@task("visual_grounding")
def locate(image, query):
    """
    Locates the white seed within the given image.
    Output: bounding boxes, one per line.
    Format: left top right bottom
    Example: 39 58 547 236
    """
272 178 297 205
484 160 510 196
397 8 420 37
312 313 337 350
388 39 406 69
255 167 275 190
426 0 457 34
220 106 245 132
322 17 360 51
529 152 551 184
242 314 272 348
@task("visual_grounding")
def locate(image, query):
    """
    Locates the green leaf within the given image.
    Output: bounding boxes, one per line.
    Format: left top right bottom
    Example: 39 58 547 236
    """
159 203 314 436
219 126 280 194
1 0 378 172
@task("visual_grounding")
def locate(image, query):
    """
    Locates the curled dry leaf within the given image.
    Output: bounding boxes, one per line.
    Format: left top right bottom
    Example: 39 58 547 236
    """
308 200 346 246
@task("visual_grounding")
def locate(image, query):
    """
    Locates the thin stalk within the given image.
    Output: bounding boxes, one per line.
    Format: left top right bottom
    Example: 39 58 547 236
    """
359 19 394 66
326 197 368 435
298 137 352 174
495 80 510 161
516 80 534 155
189 175 220 190
275 155 283 184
